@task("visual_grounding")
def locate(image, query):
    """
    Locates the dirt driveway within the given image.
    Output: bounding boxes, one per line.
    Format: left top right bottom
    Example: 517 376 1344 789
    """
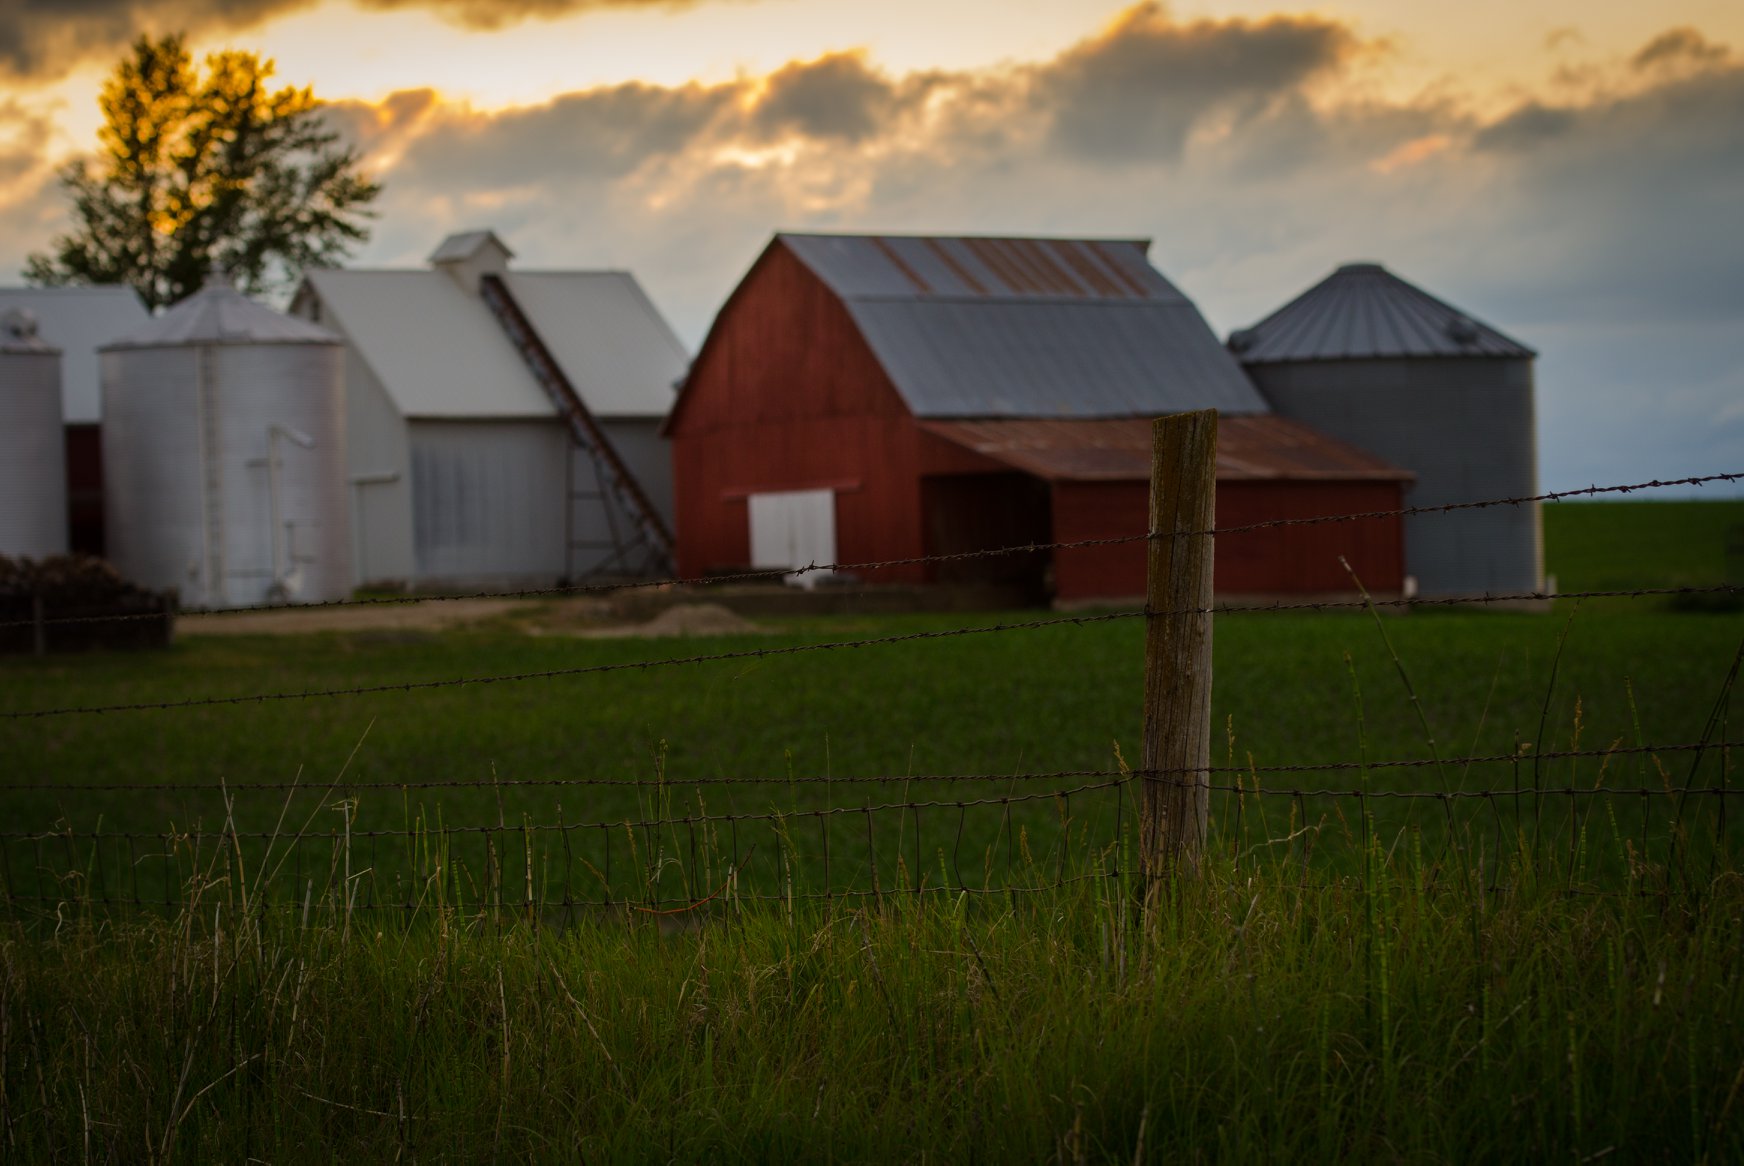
177 598 540 636
177 598 766 638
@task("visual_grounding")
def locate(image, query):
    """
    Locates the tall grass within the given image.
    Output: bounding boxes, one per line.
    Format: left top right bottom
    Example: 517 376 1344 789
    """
5 823 1743 1163
4 609 1740 908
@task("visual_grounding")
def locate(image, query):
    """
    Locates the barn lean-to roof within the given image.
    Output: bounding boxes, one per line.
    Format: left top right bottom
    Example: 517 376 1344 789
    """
919 416 1413 483
1229 262 1535 364
772 233 1270 419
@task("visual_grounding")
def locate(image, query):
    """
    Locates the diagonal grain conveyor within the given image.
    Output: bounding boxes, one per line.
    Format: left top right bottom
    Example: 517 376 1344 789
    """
479 273 674 578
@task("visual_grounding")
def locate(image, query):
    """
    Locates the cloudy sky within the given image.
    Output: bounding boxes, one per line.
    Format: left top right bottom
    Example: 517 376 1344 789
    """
1 0 1740 496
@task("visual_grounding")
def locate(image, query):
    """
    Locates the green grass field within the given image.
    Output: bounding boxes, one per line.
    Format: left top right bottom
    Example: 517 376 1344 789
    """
8 867 1743 1162
0 605 1738 908
1 500 1740 1161
1545 498 1744 606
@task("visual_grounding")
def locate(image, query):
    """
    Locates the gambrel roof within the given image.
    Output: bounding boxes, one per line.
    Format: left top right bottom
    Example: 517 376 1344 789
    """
774 233 1269 419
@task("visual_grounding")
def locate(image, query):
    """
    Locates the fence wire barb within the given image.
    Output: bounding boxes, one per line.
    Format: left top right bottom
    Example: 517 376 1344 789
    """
1200 785 1744 801
8 469 1737 631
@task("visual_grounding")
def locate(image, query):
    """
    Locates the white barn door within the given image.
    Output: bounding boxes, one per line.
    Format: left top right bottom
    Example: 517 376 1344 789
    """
748 488 836 588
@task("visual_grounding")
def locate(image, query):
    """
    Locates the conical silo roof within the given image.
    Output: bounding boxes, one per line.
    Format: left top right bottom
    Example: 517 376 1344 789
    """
1228 262 1534 364
102 271 339 350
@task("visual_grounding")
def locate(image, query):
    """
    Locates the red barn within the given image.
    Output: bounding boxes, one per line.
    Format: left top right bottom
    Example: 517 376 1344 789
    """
666 234 1409 603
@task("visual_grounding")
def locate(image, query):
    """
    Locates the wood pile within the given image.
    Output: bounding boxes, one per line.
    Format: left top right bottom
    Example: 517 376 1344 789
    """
0 554 176 653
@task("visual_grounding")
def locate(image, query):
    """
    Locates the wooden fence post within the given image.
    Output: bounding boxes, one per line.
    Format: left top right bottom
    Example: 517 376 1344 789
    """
1141 409 1217 887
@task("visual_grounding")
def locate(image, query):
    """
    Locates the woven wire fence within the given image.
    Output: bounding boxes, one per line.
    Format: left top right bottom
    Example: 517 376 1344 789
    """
1 472 1739 919
2 745 1738 919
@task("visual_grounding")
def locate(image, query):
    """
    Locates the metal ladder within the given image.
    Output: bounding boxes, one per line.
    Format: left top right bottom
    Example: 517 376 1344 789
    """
478 273 674 578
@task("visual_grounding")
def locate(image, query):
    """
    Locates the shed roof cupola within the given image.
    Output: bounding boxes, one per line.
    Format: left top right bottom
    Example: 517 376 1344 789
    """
429 229 514 293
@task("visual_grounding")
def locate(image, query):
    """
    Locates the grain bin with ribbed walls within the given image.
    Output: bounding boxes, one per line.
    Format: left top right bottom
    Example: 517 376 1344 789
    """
100 274 350 608
1229 263 1541 598
0 309 68 558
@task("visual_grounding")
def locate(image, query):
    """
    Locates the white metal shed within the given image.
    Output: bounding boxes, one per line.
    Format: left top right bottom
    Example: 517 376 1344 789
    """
291 229 688 590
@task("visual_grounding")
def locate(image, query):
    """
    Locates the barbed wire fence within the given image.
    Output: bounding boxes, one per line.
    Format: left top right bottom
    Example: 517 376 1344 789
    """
2 470 1737 635
0 437 1738 922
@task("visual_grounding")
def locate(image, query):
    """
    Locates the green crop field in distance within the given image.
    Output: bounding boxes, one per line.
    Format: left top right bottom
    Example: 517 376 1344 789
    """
2 606 1737 906
1544 499 1744 601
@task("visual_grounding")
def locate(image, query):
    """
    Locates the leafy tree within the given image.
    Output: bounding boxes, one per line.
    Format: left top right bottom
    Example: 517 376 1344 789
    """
26 34 379 310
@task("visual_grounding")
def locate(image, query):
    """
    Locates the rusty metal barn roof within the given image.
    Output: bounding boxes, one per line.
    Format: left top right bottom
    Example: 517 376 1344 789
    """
919 415 1412 483
1228 262 1534 364
779 233 1269 419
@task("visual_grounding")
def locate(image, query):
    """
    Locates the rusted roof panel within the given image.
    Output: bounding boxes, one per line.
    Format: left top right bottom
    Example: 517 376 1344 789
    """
781 233 1179 301
919 415 1413 482
1217 414 1414 480
1230 262 1534 364
775 233 1269 418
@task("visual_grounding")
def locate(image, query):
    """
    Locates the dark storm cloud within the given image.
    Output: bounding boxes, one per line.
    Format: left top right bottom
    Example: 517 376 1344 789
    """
0 0 314 81
1632 27 1728 72
357 0 698 31
749 53 901 144
0 0 724 82
1205 92 1458 183
384 81 736 189
1035 1 1355 163
1459 60 1744 328
1470 102 1578 151
321 88 442 154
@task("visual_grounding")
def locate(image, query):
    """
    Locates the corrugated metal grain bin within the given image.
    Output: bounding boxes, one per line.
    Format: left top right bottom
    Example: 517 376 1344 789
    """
100 274 350 608
0 309 68 558
1231 263 1541 597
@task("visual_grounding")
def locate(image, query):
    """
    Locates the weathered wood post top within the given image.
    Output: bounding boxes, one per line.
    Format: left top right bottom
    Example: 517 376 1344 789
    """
1140 409 1217 886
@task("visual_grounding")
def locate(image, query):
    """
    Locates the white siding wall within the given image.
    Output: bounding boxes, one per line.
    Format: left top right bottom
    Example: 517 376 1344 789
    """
409 418 568 586
598 417 674 533
0 349 68 558
342 346 415 588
